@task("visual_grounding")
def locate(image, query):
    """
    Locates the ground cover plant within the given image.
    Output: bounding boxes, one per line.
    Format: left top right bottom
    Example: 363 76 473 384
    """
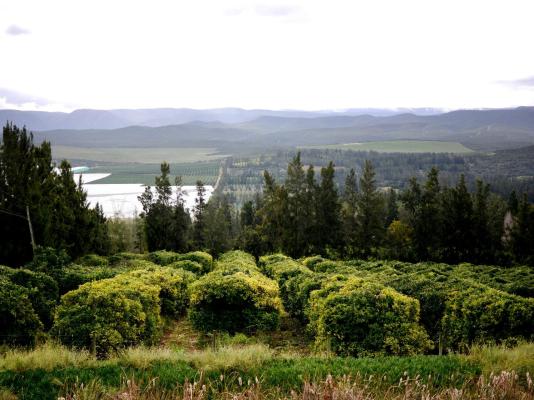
1 249 533 399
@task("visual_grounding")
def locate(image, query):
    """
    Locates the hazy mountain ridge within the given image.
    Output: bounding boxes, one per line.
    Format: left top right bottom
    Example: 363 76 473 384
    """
0 107 443 131
7 107 534 152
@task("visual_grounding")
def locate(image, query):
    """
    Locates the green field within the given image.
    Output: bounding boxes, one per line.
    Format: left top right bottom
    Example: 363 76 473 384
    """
304 140 475 153
88 162 220 185
52 146 229 163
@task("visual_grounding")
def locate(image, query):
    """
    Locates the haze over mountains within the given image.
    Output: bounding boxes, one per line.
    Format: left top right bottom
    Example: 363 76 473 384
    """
0 107 444 130
2 106 534 152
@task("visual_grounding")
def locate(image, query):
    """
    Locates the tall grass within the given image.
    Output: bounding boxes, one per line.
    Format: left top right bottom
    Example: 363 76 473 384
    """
469 342 534 375
0 342 96 372
60 371 534 400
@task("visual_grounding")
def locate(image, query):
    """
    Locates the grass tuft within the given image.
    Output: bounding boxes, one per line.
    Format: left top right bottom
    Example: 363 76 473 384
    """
0 342 95 372
468 341 534 375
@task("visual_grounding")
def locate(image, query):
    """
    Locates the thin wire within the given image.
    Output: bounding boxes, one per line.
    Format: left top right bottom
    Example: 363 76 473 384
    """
0 208 27 220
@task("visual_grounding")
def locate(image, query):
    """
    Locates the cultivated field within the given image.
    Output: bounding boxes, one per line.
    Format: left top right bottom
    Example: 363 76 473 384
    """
87 162 221 185
52 146 229 164
305 140 475 153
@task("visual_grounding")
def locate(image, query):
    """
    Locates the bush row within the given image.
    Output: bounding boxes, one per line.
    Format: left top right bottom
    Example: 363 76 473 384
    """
189 251 284 333
52 266 195 356
260 255 534 356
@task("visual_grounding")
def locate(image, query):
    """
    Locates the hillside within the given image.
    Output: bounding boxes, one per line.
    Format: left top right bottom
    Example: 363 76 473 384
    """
24 107 534 152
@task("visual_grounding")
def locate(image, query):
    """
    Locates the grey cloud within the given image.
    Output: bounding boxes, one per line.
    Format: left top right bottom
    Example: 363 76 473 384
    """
0 88 49 106
5 24 30 36
223 3 304 19
223 7 245 16
253 4 302 17
497 76 534 88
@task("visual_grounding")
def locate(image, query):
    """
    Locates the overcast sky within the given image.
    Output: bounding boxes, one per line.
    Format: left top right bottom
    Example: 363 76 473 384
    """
1 0 534 111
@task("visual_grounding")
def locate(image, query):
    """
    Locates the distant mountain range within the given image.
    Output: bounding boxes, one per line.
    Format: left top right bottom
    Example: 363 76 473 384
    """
3 106 534 152
0 107 443 130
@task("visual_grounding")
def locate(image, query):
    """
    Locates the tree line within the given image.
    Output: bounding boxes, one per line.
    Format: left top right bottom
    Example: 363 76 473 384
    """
0 123 109 266
140 152 533 266
1 122 533 267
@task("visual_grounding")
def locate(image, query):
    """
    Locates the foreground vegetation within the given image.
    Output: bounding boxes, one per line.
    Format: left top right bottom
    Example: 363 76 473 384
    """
0 342 532 399
2 122 534 399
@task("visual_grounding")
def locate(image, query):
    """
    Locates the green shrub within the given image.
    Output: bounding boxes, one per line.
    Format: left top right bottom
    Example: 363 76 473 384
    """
308 276 432 357
258 253 291 270
189 253 284 333
0 278 43 346
107 252 147 265
25 247 70 281
300 256 327 270
216 250 257 271
147 250 181 266
0 266 58 329
260 257 313 319
441 283 534 351
167 260 204 275
384 271 450 346
173 251 213 274
116 267 195 317
56 264 130 295
76 254 109 267
52 278 161 356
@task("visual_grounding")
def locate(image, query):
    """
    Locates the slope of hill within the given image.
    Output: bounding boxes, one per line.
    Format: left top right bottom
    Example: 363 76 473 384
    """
10 107 534 152
1 107 442 131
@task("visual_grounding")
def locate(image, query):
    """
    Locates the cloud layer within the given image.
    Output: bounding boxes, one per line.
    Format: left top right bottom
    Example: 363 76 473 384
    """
5 24 30 35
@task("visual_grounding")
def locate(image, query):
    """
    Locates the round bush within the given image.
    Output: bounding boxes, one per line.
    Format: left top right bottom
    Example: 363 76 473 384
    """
259 257 313 319
0 277 43 346
52 278 161 356
384 271 450 345
173 251 213 274
57 263 132 294
258 253 291 270
216 250 257 271
147 250 181 266
107 252 147 265
117 267 196 317
308 276 432 356
441 282 534 351
0 266 58 329
168 260 204 275
189 267 284 333
77 254 109 267
300 255 327 270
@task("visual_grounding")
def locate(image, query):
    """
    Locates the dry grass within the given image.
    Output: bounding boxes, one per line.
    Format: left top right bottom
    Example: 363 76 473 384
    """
184 343 274 371
0 342 96 372
60 370 534 399
469 342 534 375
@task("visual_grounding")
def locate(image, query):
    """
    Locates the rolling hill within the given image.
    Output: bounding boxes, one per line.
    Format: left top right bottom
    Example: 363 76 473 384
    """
5 106 534 152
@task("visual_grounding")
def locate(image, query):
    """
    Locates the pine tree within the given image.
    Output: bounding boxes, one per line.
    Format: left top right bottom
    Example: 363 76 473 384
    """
315 161 341 254
510 193 534 265
0 123 109 265
203 195 234 256
284 153 310 257
385 188 398 227
138 162 176 251
192 180 207 249
401 168 442 260
472 179 492 263
354 160 385 257
441 175 474 263
341 168 358 256
173 176 191 252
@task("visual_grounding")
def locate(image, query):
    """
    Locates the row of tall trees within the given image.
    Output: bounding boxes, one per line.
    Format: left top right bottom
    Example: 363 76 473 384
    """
140 153 533 265
236 154 533 265
0 123 109 266
138 163 234 257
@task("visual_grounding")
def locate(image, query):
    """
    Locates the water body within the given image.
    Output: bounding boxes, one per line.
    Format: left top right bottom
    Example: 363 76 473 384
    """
83 183 213 218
